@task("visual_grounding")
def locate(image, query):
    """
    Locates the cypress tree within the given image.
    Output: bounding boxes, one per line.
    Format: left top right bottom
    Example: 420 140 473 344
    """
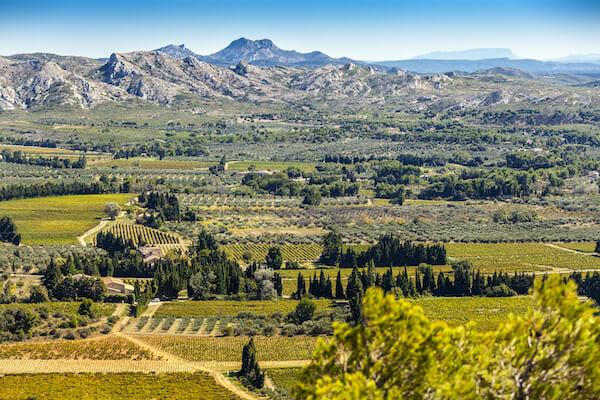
335 270 344 299
239 338 265 389
365 260 376 289
43 259 62 296
296 272 306 299
382 267 394 292
325 277 333 299
346 266 364 324
319 270 327 298
436 272 446 296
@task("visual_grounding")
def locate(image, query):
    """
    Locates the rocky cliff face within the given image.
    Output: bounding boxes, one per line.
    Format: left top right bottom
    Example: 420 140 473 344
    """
0 55 122 109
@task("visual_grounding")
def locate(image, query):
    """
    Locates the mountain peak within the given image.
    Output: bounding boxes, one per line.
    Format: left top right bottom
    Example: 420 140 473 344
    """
224 37 278 51
153 44 199 59
154 37 363 68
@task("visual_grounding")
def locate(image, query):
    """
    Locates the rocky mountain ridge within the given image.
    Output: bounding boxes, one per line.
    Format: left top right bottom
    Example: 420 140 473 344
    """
0 49 598 112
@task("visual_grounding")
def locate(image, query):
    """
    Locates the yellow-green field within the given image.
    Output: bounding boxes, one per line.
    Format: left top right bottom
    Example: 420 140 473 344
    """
414 296 531 331
267 368 302 391
555 242 596 253
0 373 240 400
0 194 133 244
135 335 319 361
89 158 214 170
446 242 600 271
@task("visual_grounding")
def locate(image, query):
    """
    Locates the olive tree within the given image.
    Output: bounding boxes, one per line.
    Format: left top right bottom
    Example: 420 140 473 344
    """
104 202 121 219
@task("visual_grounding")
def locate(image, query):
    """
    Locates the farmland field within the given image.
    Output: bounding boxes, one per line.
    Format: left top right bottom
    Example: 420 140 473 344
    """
222 243 323 262
446 243 600 271
154 299 334 317
555 242 596 253
0 373 241 400
267 368 302 392
413 296 532 331
0 194 133 244
94 222 181 247
0 337 156 360
134 335 319 361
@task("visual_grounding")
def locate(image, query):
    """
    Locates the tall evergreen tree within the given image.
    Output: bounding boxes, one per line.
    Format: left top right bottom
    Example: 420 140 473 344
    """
335 270 344 299
239 338 265 389
320 231 342 266
295 272 306 299
346 266 364 324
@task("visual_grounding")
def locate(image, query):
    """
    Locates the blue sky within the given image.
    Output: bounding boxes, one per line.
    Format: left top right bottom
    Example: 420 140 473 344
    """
1 0 599 59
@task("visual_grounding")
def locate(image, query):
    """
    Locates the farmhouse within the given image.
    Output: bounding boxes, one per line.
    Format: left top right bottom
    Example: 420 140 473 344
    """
138 246 162 265
101 277 134 295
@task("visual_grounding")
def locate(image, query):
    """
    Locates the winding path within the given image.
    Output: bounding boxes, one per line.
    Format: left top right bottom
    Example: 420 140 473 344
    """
113 303 259 400
116 332 260 400
77 211 126 246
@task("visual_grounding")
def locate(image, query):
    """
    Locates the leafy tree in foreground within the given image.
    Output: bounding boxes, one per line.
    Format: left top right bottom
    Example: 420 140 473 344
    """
294 277 600 400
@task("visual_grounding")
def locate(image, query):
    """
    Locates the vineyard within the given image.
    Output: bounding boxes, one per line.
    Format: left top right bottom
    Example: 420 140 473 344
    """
414 296 531 331
0 373 240 400
0 337 156 360
446 242 600 271
266 368 302 392
94 223 181 247
0 194 133 245
222 244 323 262
134 335 319 362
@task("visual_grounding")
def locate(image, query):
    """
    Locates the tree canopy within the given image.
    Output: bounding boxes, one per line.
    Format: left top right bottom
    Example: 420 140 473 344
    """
294 277 600 399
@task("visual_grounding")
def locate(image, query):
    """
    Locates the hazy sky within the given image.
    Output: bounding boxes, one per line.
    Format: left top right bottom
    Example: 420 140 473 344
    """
2 0 599 60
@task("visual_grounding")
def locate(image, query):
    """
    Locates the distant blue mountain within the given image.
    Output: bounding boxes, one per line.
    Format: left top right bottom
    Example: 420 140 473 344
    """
413 48 518 60
375 58 600 74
